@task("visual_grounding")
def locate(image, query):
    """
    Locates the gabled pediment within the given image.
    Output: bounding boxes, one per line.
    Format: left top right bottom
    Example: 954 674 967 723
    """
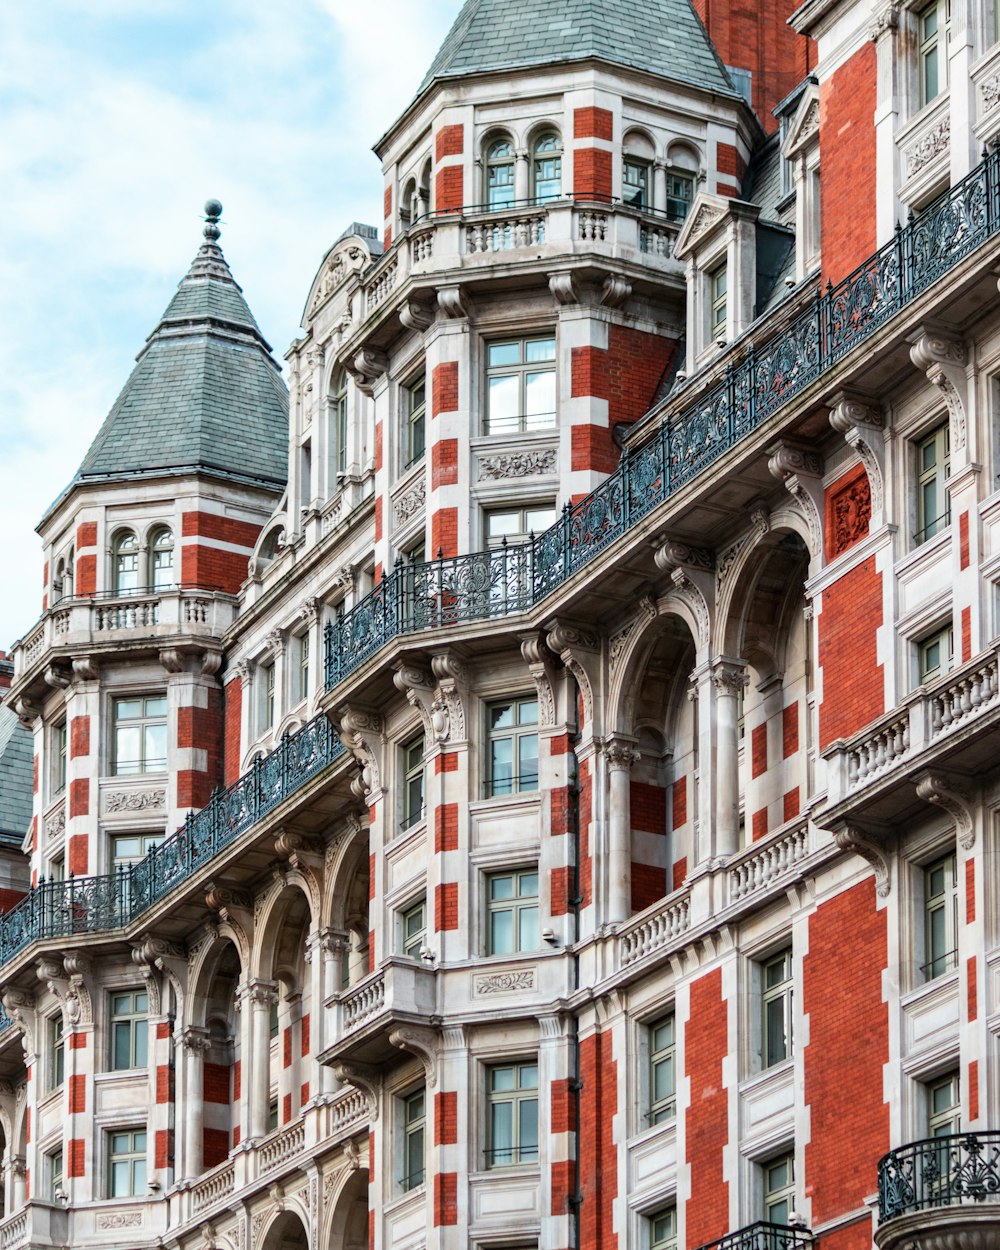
304 234 377 322
674 192 731 260
781 83 820 160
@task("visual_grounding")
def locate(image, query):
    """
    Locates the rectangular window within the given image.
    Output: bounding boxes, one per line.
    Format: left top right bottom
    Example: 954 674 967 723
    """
487 1060 538 1167
922 852 958 981
401 735 425 831
296 632 310 703
107 1128 147 1198
710 265 728 338
112 695 167 775
624 159 650 208
261 662 276 732
916 422 950 543
267 1098 279 1133
402 1087 426 1191
51 721 67 798
650 1206 678 1250
49 1014 65 1091
665 173 694 223
485 338 556 435
110 990 148 1071
649 1014 676 1124
918 623 953 684
761 948 793 1068
49 1147 63 1202
764 1152 795 1225
487 869 539 955
485 506 556 550
919 0 950 106
927 1070 961 1136
404 377 426 470
401 897 427 959
111 832 164 868
486 697 539 796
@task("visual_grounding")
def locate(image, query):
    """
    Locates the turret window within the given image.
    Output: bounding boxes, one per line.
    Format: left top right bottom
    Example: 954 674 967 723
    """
150 527 173 591
486 139 516 209
111 695 168 775
624 158 651 209
532 132 562 203
666 172 694 223
113 531 140 596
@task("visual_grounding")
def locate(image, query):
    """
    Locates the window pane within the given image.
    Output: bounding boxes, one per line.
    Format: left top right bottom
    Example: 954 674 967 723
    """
518 734 538 788
487 512 520 541
491 703 515 729
491 739 513 792
115 727 141 774
488 375 520 432
653 1056 674 1102
134 1019 147 1068
518 872 538 899
490 1101 513 1161
765 998 788 1065
489 343 520 368
519 1064 538 1089
517 700 538 726
491 909 514 954
116 700 142 722
519 1097 539 1157
491 875 515 901
518 905 539 951
525 338 556 363
113 1022 131 1069
145 724 167 770
111 1160 129 1196
524 369 555 420
132 1157 147 1194
491 1066 516 1092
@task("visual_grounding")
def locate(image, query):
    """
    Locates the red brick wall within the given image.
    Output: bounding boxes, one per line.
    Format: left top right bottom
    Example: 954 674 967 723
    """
434 1172 458 1226
579 1030 618 1250
224 677 242 786
691 0 815 132
432 362 459 416
203 1128 229 1169
435 804 458 853
176 692 223 809
435 166 463 213
435 882 458 931
574 149 613 200
431 508 458 558
817 555 883 748
574 107 613 140
70 716 90 759
804 879 888 1227
435 1091 458 1145
685 969 728 1248
820 43 877 283
180 545 251 594
959 511 970 569
76 553 97 596
432 439 459 489
436 124 464 159
76 521 97 550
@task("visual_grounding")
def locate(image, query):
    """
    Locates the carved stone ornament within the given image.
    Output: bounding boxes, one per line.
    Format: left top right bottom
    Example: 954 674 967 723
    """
204 882 253 915
980 71 1000 116
606 739 640 771
309 243 367 316
105 788 166 814
388 1025 438 1087
910 331 968 452
44 804 66 840
399 299 433 332
906 116 950 180
833 825 890 897
915 773 975 850
655 541 714 573
601 274 632 308
520 635 556 728
548 272 579 305
712 661 749 696
868 0 900 39
393 478 426 527
830 471 872 558
479 448 556 481
474 969 536 995
43 664 70 689
348 348 388 397
437 286 469 320
332 1061 381 1120
96 1211 143 1231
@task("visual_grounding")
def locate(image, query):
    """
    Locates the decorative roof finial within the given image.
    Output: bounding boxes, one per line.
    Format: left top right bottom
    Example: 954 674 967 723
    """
203 199 223 243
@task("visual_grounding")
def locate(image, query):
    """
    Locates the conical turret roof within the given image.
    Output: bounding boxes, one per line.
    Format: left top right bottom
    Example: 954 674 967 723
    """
420 0 735 96
73 201 288 492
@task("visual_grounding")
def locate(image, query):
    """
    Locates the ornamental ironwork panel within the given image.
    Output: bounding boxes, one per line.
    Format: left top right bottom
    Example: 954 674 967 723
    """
878 1132 1000 1221
693 1221 814 1250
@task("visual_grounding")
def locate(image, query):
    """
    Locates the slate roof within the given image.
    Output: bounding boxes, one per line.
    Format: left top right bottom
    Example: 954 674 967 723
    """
420 0 736 97
0 705 32 845
74 203 288 491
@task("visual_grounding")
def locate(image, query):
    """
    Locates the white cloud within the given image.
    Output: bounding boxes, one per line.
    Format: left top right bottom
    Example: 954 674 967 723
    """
0 0 458 646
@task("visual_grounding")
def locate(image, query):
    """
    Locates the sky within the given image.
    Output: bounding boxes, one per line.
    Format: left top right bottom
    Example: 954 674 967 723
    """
0 0 458 648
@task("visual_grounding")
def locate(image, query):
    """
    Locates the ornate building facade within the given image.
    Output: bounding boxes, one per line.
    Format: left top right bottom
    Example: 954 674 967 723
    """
4 0 1000 1248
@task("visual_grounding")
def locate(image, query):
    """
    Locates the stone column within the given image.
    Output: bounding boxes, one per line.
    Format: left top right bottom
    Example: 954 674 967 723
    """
653 161 667 214
11 1158 25 1211
515 148 530 202
606 739 640 924
250 982 278 1140
712 660 748 860
182 1027 211 1179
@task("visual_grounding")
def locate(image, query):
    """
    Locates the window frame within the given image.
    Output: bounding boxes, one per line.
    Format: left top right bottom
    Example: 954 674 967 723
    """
331 370 349 476
50 720 67 799
401 1086 426 1192
484 335 557 435
926 1069 961 1136
762 1151 796 1226
918 0 950 108
485 696 539 797
485 137 516 209
110 694 168 776
915 420 951 545
49 1013 65 1092
532 131 563 203
149 526 174 592
400 734 426 832
106 1127 147 1199
400 895 427 959
623 157 651 209
761 948 794 1070
484 504 557 551
665 170 695 223
294 631 310 704
260 660 276 733
921 850 958 982
403 374 427 471
112 530 140 597
648 1013 676 1125
109 989 149 1072
710 264 728 339
485 1059 539 1169
48 1146 64 1202
649 1205 678 1250
917 622 953 684
485 867 540 956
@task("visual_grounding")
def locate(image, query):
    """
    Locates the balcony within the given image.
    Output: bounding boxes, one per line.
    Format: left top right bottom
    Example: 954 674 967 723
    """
322 959 437 1066
327 152 1000 697
0 715 342 974
13 586 237 683
695 1222 814 1250
877 1132 1000 1250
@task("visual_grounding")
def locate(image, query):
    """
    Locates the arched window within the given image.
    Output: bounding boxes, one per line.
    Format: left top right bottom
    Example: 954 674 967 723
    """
486 138 515 210
149 528 174 591
532 132 562 203
401 179 417 229
331 370 349 475
113 532 139 596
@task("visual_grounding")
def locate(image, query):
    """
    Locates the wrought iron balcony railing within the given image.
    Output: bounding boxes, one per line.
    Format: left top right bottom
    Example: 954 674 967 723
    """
326 149 1000 691
0 715 342 971
879 1132 1000 1222
694 1221 814 1250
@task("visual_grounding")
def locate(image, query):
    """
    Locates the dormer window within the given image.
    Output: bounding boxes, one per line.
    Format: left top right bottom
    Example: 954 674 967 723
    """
150 528 173 591
486 139 516 210
532 132 562 203
113 531 140 596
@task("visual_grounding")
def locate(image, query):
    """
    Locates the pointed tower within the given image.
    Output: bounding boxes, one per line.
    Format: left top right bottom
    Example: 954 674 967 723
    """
10 201 287 885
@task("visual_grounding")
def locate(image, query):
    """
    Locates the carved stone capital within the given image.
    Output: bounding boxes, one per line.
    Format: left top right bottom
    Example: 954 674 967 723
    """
915 772 975 850
767 441 823 481
182 1026 212 1055
711 660 749 696
654 540 714 573
606 738 640 772
828 391 883 433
